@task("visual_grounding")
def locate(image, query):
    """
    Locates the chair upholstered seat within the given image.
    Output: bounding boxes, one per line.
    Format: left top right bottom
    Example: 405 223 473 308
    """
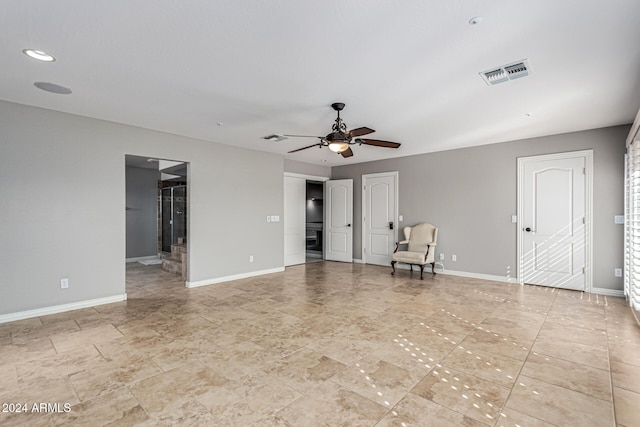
391 223 438 280
392 250 428 264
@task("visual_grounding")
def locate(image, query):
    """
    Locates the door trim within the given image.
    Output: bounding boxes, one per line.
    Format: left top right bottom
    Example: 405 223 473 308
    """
517 150 593 291
361 171 399 264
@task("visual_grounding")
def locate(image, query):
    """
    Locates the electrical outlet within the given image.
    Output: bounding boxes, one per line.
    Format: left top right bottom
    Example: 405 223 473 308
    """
266 216 271 222
614 268 622 277
271 215 280 222
451 254 457 262
249 255 254 263
60 278 69 289
439 253 444 261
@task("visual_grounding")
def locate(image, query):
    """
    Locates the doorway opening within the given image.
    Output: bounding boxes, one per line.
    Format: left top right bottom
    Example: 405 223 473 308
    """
125 155 189 284
284 173 330 267
306 181 324 263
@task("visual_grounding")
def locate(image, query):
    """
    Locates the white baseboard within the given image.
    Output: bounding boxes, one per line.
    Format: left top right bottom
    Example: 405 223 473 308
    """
433 268 624 296
439 269 516 283
0 294 128 324
126 255 160 263
186 267 285 289
590 287 625 297
375 262 514 283
353 258 365 264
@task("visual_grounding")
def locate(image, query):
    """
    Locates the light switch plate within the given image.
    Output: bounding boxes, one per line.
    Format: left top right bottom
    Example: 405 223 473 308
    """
614 215 624 225
399 215 403 222
511 215 518 223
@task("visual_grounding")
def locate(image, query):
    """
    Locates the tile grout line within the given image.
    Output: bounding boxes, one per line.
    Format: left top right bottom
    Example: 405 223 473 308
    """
490 286 559 427
604 300 619 426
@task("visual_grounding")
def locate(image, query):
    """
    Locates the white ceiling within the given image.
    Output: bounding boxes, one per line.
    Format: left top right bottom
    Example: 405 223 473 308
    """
2 1 640 166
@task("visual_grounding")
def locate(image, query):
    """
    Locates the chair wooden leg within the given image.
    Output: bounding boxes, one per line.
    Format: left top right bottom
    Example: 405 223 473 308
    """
432 262 436 275
391 261 396 276
419 265 424 280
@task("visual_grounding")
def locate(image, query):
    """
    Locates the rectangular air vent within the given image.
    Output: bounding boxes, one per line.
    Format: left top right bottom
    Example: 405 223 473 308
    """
480 59 531 86
262 134 288 142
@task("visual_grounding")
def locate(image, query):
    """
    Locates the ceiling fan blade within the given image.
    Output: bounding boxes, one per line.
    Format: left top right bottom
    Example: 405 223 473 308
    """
340 147 354 158
283 134 323 139
349 127 375 137
358 138 401 149
288 143 322 153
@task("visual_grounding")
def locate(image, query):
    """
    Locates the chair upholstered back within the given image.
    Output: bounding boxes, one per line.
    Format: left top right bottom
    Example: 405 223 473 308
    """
407 223 438 254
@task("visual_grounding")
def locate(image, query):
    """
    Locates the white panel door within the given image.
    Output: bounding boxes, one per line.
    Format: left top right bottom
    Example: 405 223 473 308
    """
325 179 353 262
521 155 587 290
284 176 306 266
363 173 397 266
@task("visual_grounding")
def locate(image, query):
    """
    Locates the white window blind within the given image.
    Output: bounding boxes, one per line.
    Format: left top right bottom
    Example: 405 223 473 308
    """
625 142 640 316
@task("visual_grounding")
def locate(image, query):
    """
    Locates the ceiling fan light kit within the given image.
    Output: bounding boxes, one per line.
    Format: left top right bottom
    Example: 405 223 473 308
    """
285 102 401 158
328 142 350 153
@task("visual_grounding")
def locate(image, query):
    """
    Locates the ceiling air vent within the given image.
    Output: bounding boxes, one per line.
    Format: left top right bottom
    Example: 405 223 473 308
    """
262 134 288 142
480 59 531 86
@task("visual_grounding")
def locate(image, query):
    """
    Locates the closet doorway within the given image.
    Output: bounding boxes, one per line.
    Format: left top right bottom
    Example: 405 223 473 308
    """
305 181 324 262
284 173 329 266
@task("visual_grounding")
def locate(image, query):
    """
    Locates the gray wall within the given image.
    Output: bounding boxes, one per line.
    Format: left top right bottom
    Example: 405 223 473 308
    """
0 100 284 315
284 159 331 178
125 165 160 259
332 125 628 291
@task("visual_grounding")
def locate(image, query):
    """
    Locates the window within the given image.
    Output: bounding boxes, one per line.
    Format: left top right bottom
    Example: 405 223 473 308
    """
625 141 640 322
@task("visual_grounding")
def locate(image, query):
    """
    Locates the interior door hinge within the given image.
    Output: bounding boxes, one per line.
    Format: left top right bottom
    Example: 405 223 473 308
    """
583 217 586 224
583 168 586 175
582 267 586 274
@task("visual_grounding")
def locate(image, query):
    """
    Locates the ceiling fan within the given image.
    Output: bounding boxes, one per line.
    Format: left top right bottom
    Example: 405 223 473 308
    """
285 102 401 158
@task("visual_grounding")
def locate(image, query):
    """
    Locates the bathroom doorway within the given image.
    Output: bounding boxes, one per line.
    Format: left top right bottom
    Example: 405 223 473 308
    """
125 155 189 282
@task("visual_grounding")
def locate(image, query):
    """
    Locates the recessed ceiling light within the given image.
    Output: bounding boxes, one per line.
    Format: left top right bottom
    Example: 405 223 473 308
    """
23 49 56 62
468 16 483 25
34 82 72 94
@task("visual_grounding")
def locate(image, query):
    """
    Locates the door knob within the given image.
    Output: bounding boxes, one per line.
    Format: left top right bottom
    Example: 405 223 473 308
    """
389 221 394 230
346 224 351 227
524 227 533 232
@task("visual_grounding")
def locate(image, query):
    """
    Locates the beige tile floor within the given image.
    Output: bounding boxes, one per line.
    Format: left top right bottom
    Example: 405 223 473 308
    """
1 261 639 426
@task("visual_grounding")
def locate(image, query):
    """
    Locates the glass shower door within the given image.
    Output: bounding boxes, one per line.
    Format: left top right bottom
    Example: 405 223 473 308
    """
161 186 187 252
172 186 187 243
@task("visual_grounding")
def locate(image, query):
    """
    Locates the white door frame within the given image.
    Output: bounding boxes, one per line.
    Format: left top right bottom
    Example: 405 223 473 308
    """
517 150 593 291
361 171 399 264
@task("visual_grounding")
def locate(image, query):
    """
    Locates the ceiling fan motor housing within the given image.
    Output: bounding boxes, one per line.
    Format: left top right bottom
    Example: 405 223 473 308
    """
325 131 350 143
